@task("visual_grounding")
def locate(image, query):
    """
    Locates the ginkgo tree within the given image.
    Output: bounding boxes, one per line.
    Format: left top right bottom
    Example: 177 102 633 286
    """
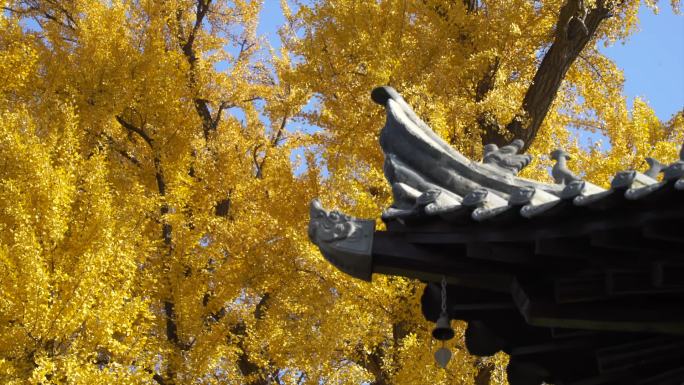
281 0 683 383
0 0 316 383
0 0 682 385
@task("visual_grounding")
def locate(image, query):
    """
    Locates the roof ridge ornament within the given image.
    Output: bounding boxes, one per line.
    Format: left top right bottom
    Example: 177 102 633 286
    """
611 170 637 190
673 141 684 189
550 149 582 185
642 141 684 181
483 140 532 175
509 186 537 206
645 157 666 178
560 180 586 199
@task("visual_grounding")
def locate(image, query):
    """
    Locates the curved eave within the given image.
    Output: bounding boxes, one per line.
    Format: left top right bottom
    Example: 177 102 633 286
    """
308 200 375 281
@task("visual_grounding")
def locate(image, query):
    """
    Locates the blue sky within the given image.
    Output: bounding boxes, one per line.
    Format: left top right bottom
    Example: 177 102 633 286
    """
257 2 288 50
600 4 684 120
256 2 683 121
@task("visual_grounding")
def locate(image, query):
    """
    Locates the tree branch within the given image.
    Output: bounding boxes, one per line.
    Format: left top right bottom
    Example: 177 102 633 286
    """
236 37 257 63
7 1 78 31
233 294 275 385
176 1 218 139
357 346 391 385
99 132 142 167
475 58 504 148
250 115 289 179
270 115 289 147
114 116 180 374
474 358 495 385
211 97 262 130
475 57 500 103
578 53 608 87
152 373 166 385
464 0 479 13
193 98 215 138
115 115 153 147
252 144 265 179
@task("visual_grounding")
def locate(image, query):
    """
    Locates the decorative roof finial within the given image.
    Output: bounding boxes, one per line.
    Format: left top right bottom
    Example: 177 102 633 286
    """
644 157 665 179
370 86 395 106
550 149 581 185
482 139 532 175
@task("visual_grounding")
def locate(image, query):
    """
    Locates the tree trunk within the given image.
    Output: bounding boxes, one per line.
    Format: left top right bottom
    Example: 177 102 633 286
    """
476 0 611 150
504 0 611 151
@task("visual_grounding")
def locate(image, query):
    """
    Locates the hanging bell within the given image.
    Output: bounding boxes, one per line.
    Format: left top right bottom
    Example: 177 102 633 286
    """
432 312 455 341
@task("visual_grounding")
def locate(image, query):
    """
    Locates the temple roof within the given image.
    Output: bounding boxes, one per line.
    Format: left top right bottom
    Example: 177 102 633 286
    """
308 87 684 385
309 86 684 286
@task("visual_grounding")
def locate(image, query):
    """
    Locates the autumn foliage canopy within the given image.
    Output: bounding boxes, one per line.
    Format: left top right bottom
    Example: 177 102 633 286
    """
0 0 682 384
